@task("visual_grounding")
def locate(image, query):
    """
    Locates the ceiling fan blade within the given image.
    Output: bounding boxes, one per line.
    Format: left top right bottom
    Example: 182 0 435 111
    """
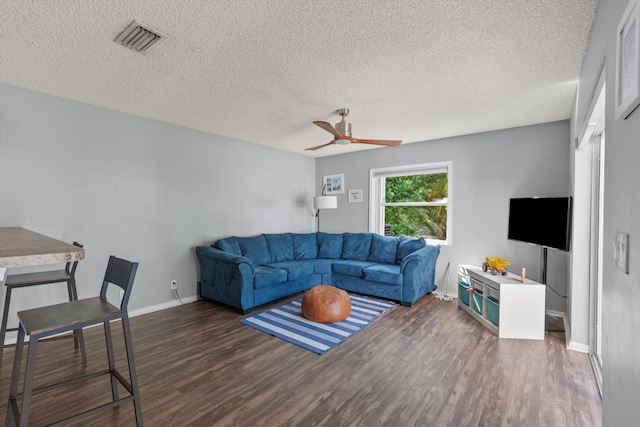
305 140 336 151
313 121 342 139
351 138 402 147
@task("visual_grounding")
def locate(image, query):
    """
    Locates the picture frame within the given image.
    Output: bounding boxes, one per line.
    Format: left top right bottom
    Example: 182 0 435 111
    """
323 173 344 195
615 0 640 120
348 189 363 203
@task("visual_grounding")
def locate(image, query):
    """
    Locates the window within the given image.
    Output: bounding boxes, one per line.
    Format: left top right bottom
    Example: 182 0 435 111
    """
369 162 452 245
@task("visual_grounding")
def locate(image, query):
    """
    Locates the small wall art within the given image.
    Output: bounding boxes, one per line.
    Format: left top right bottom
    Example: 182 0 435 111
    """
348 189 363 203
323 173 344 195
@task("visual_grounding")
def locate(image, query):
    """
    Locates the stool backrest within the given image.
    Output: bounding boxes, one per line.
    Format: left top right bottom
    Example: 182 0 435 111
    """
100 256 138 312
66 241 84 276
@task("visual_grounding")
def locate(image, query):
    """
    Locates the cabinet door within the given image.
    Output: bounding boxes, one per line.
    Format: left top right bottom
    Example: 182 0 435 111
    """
499 284 545 340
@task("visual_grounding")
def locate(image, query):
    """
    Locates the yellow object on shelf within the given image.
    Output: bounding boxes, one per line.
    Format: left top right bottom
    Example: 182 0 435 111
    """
482 257 511 276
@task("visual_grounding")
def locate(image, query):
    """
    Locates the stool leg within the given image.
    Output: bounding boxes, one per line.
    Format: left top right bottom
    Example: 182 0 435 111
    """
7 325 38 426
77 327 87 365
122 317 143 426
104 321 119 402
66 279 77 348
19 335 38 426
0 286 12 372
67 278 87 364
5 323 24 426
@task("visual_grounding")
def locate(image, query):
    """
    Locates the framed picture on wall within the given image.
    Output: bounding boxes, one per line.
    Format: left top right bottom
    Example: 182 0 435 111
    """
348 189 363 203
615 0 640 120
323 174 344 195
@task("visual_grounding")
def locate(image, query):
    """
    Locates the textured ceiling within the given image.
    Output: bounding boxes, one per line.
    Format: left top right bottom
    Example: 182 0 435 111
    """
0 0 597 157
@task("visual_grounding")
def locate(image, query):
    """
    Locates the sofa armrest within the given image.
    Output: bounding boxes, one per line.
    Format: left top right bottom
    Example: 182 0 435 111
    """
197 246 255 268
195 246 255 311
400 244 441 304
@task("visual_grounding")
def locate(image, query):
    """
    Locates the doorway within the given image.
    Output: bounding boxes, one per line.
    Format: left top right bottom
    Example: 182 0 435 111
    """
581 82 605 394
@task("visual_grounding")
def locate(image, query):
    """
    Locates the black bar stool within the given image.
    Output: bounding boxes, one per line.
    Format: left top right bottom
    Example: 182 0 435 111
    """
0 242 86 372
5 256 143 426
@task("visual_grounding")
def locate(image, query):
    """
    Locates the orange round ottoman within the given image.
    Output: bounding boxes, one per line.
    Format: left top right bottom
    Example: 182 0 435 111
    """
301 285 351 323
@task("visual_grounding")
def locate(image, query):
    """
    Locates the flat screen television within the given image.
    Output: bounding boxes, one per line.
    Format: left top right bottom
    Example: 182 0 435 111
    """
508 196 572 251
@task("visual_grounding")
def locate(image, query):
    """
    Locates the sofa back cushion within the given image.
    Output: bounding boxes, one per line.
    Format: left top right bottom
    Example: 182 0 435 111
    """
341 233 373 262
368 234 400 264
291 233 318 260
396 235 427 264
317 232 343 259
264 233 294 263
237 235 271 266
213 236 242 256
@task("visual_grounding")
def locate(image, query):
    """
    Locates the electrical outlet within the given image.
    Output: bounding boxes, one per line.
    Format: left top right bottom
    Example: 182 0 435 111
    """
119 289 125 302
170 280 177 290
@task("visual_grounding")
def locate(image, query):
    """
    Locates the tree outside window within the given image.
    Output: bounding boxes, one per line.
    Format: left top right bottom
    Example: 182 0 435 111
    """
370 162 451 244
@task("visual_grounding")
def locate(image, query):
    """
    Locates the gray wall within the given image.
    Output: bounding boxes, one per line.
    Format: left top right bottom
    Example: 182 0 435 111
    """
316 120 571 313
571 0 640 425
0 83 315 333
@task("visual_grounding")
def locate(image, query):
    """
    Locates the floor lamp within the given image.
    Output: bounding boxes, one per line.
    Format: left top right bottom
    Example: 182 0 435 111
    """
313 193 337 232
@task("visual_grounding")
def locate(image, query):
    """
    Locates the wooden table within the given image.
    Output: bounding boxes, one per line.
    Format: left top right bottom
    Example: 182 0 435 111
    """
0 227 86 373
0 227 85 281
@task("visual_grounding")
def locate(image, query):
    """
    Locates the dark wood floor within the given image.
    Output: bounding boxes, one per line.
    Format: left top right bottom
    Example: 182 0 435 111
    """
0 294 601 426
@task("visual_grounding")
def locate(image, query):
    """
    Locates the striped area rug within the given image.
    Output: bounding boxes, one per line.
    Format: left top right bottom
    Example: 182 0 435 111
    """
240 294 396 355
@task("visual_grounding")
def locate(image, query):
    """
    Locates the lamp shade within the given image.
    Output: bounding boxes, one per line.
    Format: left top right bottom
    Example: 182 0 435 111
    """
313 195 337 209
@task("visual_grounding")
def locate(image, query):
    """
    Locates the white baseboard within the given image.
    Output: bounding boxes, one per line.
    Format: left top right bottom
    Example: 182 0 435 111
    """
545 309 565 318
559 313 590 353
433 290 457 299
128 295 198 318
545 309 566 334
567 341 590 353
2 295 198 346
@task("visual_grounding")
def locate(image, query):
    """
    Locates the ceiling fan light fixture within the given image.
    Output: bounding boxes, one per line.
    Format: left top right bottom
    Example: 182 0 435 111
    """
307 108 402 151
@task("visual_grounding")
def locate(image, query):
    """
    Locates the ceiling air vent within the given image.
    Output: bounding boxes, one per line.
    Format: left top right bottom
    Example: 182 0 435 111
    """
115 21 167 54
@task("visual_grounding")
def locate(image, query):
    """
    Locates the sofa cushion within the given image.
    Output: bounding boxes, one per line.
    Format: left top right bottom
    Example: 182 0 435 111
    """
317 232 343 259
237 235 271 266
341 233 373 261
368 235 400 264
332 260 377 277
396 236 427 264
307 259 334 274
213 236 242 256
264 233 294 263
254 266 288 289
291 233 318 260
269 261 315 282
363 264 403 286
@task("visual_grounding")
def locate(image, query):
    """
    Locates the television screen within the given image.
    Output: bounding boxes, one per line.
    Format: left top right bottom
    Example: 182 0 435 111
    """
508 197 572 251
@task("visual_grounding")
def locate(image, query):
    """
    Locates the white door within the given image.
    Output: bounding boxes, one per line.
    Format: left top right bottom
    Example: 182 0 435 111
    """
589 131 605 391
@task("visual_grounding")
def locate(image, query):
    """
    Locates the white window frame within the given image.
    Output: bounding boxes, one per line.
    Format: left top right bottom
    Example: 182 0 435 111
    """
369 161 452 245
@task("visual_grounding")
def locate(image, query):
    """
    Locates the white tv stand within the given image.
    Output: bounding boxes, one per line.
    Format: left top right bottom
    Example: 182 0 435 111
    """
459 268 546 340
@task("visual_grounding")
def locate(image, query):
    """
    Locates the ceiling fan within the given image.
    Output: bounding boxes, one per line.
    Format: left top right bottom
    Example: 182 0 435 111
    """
306 108 402 151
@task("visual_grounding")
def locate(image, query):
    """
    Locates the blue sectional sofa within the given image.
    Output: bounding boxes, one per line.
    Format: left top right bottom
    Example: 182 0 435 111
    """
195 232 440 313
